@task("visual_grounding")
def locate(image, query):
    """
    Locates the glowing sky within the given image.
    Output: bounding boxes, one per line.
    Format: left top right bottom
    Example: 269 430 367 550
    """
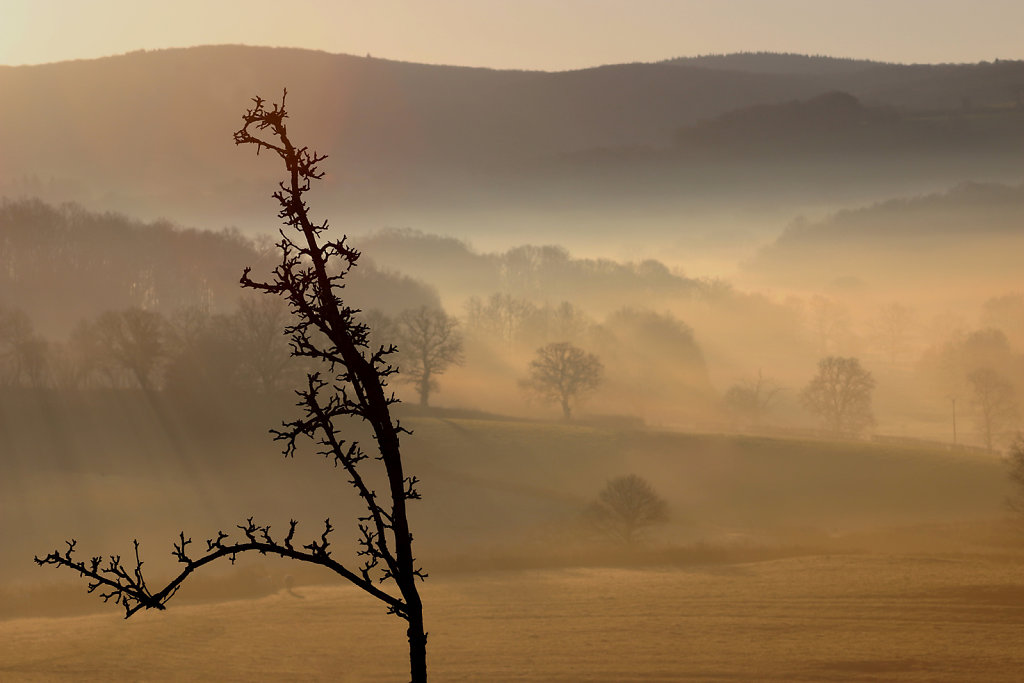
3 0 1023 70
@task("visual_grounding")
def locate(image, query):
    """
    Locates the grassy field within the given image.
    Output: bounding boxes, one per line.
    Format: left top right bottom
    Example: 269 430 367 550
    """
5 404 1013 585
3 552 1024 681
4 396 1023 679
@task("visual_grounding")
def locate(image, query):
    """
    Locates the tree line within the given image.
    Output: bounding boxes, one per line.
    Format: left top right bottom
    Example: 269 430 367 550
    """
3 292 1018 444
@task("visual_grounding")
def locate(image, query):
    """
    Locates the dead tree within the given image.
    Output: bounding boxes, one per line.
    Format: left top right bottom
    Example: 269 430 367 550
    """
35 92 428 682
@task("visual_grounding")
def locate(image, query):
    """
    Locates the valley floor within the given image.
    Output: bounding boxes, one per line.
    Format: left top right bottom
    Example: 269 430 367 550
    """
3 552 1024 681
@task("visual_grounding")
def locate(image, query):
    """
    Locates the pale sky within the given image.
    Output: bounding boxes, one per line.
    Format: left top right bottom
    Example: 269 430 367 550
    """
2 0 1023 70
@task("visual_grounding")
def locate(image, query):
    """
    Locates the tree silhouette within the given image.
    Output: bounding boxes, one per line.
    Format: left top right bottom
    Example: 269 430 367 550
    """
586 474 669 544
800 356 875 437
723 369 783 427
35 92 428 682
968 367 1018 452
465 292 536 348
92 308 170 394
870 302 915 365
1008 435 1024 516
0 306 48 388
232 294 294 393
521 341 603 419
396 306 464 407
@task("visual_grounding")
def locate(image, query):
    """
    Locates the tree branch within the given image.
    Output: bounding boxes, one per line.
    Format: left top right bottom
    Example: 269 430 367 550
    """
34 518 408 619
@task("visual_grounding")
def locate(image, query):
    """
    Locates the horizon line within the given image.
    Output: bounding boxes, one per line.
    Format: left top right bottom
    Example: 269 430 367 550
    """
3 43 1022 72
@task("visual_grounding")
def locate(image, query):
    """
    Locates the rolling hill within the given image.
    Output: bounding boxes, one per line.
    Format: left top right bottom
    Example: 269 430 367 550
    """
2 46 1023 233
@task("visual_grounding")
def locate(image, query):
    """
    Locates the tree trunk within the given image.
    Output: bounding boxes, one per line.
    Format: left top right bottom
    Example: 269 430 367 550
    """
419 371 431 407
407 607 428 683
561 396 571 419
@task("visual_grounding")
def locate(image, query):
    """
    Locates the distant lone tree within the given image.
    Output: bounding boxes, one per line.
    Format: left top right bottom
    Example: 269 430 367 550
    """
36 92 428 682
521 341 603 419
967 367 1018 452
586 474 669 544
396 306 464 407
800 356 875 437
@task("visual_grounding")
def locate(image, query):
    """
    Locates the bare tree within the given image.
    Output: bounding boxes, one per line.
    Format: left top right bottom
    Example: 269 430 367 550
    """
806 295 854 356
396 306 464 407
232 294 294 392
163 308 252 398
0 306 49 388
521 341 603 419
36 93 428 682
360 308 399 352
543 301 593 344
967 367 1018 452
586 474 669 544
65 317 127 389
981 293 1024 349
722 369 783 426
800 356 875 437
93 308 170 393
870 302 915 365
1008 434 1024 516
465 292 536 348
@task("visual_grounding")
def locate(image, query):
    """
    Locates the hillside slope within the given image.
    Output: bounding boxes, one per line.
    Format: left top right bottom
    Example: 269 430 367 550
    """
5 395 1010 589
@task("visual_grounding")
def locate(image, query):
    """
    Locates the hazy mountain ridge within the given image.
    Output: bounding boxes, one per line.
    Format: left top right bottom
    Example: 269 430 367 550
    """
0 45 821 173
671 91 1024 159
2 45 1024 228
667 52 1024 110
776 181 1024 243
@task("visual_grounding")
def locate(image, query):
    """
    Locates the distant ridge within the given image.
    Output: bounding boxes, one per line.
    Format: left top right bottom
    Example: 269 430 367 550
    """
1 45 1023 226
743 181 1024 290
664 52 890 75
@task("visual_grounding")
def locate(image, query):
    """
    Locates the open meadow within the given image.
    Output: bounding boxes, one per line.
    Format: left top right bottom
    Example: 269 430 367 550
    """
4 552 1024 681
